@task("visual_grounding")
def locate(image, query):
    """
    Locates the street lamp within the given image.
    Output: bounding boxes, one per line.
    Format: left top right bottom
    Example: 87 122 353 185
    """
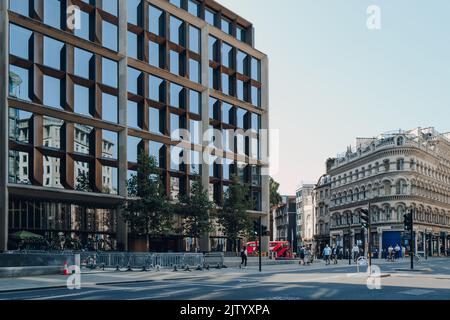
346 211 352 265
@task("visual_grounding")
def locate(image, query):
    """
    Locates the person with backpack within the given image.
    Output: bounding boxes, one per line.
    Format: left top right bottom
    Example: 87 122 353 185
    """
240 246 248 269
299 245 306 265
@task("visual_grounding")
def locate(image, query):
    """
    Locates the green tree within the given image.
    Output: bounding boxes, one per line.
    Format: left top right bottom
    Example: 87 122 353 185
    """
217 176 254 252
176 181 215 251
75 171 93 192
122 152 173 251
270 177 282 209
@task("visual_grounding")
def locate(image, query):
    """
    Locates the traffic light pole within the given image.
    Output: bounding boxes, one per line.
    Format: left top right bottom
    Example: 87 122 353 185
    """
258 216 262 272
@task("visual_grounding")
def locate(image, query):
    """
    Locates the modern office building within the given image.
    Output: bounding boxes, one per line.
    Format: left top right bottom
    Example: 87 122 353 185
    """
0 0 269 252
326 128 450 257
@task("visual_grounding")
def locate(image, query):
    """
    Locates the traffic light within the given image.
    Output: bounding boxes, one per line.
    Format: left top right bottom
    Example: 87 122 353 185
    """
261 224 268 236
404 212 412 231
253 220 260 235
360 208 370 229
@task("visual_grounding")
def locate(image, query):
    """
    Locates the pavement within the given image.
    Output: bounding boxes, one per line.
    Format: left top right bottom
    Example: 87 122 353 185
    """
0 257 449 300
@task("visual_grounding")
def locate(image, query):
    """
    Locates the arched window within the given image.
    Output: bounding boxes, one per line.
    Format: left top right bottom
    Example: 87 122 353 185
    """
397 136 405 146
397 158 405 171
396 179 407 195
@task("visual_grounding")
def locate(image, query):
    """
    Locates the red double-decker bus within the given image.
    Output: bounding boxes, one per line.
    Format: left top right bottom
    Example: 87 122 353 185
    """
246 241 291 258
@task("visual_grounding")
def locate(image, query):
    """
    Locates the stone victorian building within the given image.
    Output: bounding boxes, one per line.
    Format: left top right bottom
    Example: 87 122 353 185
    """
326 128 450 258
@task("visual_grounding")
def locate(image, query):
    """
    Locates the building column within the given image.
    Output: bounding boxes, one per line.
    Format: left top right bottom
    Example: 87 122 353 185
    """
199 23 211 252
116 0 128 251
260 55 270 253
0 0 9 252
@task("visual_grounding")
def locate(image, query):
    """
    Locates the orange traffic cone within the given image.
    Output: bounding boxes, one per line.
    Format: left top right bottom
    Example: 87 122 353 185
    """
63 261 70 276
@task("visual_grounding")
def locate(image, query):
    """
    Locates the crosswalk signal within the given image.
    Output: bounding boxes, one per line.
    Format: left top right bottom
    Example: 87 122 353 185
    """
360 208 370 229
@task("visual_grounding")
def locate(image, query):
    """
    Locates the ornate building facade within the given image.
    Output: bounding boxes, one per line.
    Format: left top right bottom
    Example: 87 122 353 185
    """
327 128 450 258
312 175 331 256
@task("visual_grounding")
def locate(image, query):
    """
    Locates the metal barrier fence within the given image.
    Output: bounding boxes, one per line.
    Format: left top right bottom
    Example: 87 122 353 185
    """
80 252 205 269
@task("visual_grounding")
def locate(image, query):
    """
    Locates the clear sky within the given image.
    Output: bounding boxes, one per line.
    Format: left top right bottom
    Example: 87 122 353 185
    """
217 0 450 195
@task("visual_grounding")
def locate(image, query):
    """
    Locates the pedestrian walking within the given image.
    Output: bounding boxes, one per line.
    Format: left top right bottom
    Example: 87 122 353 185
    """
331 246 338 264
299 245 306 265
240 246 248 269
352 244 360 263
323 244 332 265
388 245 394 261
394 244 401 260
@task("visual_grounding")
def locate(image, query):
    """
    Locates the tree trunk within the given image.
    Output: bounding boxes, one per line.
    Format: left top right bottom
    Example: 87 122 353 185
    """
146 234 150 252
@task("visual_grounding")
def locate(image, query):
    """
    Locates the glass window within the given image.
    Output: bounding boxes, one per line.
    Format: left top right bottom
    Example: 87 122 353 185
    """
188 0 200 17
170 146 183 171
44 0 61 29
170 16 183 46
102 58 118 88
189 26 200 54
189 90 200 114
222 102 233 125
251 57 261 81
237 26 246 42
127 100 139 128
190 150 200 175
149 40 163 68
251 113 261 131
74 84 91 117
205 9 216 26
102 93 118 123
170 82 184 108
8 108 32 142
209 154 217 177
9 65 30 101
190 119 200 144
149 75 165 102
221 73 230 95
189 59 200 83
222 43 233 68
209 97 218 120
221 18 231 35
208 36 218 61
170 113 180 140
149 5 164 36
127 32 138 59
237 80 244 101
102 0 118 16
169 50 181 76
9 0 29 16
9 24 32 60
236 108 246 128
43 75 62 109
43 116 63 150
169 0 181 7
102 21 118 51
102 130 118 159
127 136 142 163
102 166 118 195
223 158 233 181
149 140 164 167
74 160 92 192
74 10 90 41
8 150 30 184
44 156 63 189
149 107 163 135
74 124 92 154
74 48 93 79
43 36 64 70
128 67 141 95
237 50 247 75
127 0 141 26
251 86 261 107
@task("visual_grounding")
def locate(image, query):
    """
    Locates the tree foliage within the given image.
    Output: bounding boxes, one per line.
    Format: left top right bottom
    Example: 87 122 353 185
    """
176 181 215 242
122 152 173 250
217 176 254 250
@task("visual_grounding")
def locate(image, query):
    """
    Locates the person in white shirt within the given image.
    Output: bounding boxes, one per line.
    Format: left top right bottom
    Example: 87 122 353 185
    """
352 245 360 262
